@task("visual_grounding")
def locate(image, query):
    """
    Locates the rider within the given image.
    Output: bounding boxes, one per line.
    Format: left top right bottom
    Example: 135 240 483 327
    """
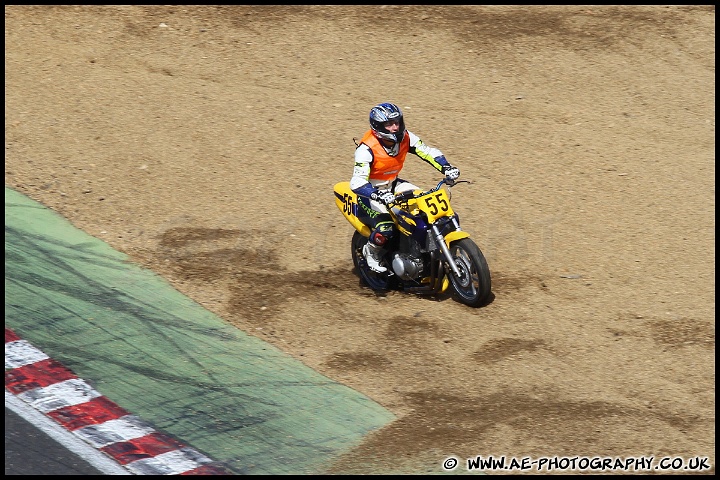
350 102 461 273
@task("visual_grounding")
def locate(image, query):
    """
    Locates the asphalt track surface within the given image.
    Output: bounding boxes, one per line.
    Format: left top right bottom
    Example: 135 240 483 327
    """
4 187 396 475
5 405 103 475
5 398 125 476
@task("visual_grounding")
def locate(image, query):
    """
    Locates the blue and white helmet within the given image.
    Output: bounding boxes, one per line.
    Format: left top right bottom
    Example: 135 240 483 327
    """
369 102 406 145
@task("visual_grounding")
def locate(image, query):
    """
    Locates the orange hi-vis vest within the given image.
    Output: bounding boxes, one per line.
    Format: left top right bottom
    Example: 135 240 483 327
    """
360 130 411 182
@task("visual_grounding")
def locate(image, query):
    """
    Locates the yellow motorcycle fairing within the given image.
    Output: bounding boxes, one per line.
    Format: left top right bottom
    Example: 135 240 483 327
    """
407 187 455 224
395 187 469 248
333 181 372 237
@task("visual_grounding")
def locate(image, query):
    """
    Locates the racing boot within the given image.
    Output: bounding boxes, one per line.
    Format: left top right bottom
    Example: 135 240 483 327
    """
363 242 387 273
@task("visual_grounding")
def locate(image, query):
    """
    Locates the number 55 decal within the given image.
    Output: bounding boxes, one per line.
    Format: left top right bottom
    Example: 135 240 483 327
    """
343 193 354 215
424 193 449 215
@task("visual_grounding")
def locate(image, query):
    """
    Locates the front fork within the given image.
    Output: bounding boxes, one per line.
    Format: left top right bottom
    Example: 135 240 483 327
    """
431 216 466 279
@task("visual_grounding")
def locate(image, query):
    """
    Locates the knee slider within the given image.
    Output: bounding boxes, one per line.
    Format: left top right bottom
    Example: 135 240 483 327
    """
370 224 394 246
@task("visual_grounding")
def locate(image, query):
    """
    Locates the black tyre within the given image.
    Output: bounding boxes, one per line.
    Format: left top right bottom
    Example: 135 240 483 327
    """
446 238 492 307
351 231 392 291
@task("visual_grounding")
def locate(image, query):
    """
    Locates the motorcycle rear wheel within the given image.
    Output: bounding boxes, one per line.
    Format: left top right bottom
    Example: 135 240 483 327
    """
351 231 392 291
447 238 492 307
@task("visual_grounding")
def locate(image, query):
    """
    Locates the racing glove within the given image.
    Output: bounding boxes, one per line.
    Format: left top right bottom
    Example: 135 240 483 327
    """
370 190 396 206
442 164 460 181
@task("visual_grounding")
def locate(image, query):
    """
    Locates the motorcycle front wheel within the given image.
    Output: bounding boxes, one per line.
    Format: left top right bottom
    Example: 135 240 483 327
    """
351 231 392 291
447 238 492 307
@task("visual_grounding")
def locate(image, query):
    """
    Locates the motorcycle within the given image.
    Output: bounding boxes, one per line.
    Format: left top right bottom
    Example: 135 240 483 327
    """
333 178 492 307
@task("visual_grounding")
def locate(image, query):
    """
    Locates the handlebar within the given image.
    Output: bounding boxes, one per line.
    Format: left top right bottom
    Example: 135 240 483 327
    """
392 178 471 204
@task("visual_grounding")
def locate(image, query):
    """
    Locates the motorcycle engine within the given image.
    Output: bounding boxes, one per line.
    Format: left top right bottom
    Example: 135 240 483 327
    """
392 253 424 280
